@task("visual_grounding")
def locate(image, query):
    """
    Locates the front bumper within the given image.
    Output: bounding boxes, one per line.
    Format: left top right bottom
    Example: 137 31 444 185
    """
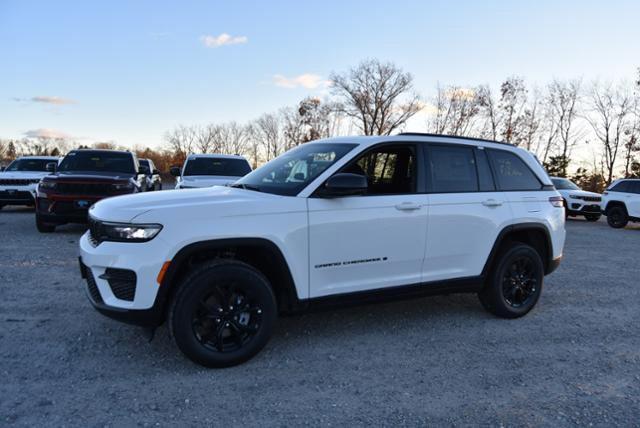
79 231 171 327
567 200 601 214
0 187 36 205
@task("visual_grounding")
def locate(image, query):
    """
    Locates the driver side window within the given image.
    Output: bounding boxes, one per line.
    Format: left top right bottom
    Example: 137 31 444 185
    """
342 145 416 195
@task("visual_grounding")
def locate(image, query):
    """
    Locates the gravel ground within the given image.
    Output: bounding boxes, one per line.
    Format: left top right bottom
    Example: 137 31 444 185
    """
1 205 639 427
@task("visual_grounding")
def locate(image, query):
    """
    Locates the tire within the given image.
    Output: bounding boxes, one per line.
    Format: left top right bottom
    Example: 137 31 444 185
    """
606 206 628 229
169 260 277 368
584 214 601 222
35 214 56 233
478 243 544 319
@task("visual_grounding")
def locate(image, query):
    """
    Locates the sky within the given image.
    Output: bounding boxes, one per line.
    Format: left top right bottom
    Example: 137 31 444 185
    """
1 0 639 148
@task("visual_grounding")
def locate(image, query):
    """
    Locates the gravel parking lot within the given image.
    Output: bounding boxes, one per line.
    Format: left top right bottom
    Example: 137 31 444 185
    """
1 206 639 426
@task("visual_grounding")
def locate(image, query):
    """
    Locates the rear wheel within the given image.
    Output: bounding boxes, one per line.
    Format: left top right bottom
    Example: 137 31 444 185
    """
35 214 56 233
606 206 628 228
169 260 277 368
584 214 601 222
479 243 544 319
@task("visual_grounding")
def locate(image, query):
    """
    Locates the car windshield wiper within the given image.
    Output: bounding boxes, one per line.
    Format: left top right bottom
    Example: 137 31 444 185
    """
230 183 261 192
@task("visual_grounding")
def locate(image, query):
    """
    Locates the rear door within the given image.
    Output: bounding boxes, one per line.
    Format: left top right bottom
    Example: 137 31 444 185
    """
308 143 428 297
423 144 512 282
486 149 546 217
628 181 640 217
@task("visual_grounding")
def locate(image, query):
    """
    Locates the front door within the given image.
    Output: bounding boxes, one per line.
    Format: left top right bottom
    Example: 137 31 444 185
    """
308 144 428 298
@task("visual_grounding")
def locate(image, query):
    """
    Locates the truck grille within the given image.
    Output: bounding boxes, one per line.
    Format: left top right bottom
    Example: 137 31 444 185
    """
56 182 113 195
0 178 40 186
580 196 601 202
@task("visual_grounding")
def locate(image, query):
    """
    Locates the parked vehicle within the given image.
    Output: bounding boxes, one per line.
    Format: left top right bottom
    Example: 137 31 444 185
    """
79 133 565 367
0 156 60 210
551 177 602 221
171 154 251 189
35 149 146 232
139 158 162 191
601 179 640 228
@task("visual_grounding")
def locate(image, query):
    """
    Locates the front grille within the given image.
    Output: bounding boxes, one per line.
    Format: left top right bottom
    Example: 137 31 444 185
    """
56 182 113 195
0 178 40 186
85 267 103 304
0 190 33 201
581 196 601 202
101 268 136 301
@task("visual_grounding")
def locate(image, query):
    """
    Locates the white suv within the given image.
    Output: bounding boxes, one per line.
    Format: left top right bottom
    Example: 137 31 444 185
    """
0 156 60 209
550 177 602 221
601 179 640 228
79 134 566 367
171 154 251 189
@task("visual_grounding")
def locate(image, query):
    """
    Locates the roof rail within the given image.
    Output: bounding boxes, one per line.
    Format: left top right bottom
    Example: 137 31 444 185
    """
397 132 512 146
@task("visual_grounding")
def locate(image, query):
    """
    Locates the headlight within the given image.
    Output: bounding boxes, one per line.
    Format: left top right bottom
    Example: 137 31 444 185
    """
38 181 56 190
113 182 134 191
98 222 162 243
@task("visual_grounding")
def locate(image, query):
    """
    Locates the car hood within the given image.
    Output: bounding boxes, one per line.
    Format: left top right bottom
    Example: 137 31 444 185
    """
178 175 240 188
557 189 601 198
49 171 136 182
89 186 290 223
0 171 51 179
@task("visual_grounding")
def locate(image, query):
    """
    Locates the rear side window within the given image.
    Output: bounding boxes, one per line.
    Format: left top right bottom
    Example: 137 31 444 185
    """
487 149 541 191
428 145 478 193
610 181 630 193
629 181 640 194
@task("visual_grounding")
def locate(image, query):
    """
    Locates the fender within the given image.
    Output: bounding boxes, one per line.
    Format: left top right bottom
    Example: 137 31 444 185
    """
481 222 555 276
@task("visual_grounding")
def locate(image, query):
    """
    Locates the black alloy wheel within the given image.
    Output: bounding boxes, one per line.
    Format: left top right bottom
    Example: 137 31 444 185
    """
606 206 628 229
501 256 538 309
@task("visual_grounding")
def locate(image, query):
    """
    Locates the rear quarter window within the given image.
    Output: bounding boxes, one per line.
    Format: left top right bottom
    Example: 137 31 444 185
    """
487 149 542 191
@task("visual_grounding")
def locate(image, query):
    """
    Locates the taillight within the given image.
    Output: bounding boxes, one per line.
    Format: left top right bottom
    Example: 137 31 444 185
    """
549 196 564 208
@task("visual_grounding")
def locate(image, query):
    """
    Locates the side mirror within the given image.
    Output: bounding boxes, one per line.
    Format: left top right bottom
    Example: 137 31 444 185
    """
46 162 57 173
138 165 150 175
170 166 182 177
323 173 367 197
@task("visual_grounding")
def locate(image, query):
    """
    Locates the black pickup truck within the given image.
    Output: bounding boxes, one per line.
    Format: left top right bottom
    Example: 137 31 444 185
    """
35 149 148 233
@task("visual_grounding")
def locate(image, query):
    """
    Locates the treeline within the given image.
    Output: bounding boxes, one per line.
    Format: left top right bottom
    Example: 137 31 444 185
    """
2 60 639 192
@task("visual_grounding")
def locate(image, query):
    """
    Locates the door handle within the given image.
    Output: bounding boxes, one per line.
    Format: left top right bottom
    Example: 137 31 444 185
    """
395 202 421 211
482 199 503 207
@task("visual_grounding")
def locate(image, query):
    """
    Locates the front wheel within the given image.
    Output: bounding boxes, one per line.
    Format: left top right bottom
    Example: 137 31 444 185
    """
35 214 56 233
585 214 601 222
606 206 628 229
478 243 544 319
169 260 277 368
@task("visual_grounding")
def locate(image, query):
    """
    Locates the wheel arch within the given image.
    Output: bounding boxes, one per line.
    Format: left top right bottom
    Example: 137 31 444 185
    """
482 223 555 276
156 238 301 321
603 200 627 215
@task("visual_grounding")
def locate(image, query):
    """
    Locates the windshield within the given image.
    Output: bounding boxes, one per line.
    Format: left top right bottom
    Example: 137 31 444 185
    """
232 143 358 196
552 178 580 190
58 151 135 174
183 157 251 177
6 158 53 172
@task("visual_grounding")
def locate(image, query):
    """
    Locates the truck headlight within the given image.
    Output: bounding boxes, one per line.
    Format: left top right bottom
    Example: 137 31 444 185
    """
38 181 56 190
113 182 135 191
100 222 162 242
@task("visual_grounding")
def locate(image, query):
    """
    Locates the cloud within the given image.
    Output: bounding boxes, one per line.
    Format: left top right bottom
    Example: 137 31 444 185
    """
272 73 330 89
12 96 76 105
23 128 73 140
200 33 248 48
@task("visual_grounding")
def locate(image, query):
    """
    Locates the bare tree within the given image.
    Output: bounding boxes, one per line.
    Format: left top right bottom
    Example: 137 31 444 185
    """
428 84 481 136
330 59 421 135
476 85 500 140
499 77 528 144
548 79 582 176
252 113 282 161
218 122 250 157
585 81 634 184
194 124 221 154
164 125 196 162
